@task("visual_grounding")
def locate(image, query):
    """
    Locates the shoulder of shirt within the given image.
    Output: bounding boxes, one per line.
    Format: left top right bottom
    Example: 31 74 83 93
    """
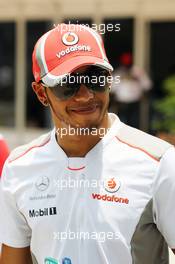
115 122 173 162
7 131 52 164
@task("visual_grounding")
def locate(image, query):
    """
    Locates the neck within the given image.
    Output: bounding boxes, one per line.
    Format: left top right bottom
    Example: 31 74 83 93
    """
56 113 111 157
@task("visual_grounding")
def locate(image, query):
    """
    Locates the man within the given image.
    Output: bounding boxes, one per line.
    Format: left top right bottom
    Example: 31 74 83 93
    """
0 24 175 264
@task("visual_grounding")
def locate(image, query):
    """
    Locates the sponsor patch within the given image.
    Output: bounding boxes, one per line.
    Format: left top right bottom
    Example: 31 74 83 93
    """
29 207 57 217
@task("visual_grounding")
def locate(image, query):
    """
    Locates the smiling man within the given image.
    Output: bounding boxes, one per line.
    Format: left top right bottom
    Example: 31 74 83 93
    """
0 24 175 264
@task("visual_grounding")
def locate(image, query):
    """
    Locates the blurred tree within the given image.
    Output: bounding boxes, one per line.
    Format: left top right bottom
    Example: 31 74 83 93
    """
154 74 175 133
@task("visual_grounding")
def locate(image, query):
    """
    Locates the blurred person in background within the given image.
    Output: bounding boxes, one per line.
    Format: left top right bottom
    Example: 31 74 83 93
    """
111 52 152 128
0 24 175 264
0 134 9 177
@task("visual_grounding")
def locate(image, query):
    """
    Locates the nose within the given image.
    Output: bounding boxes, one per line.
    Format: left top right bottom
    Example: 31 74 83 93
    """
73 84 94 102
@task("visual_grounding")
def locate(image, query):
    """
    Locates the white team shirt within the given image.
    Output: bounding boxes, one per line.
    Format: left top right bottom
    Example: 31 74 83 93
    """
0 113 175 264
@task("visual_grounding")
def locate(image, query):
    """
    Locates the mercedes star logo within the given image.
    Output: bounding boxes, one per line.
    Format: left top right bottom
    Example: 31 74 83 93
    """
35 176 50 191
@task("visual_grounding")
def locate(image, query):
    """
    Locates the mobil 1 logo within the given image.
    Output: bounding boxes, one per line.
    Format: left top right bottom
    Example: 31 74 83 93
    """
29 207 57 218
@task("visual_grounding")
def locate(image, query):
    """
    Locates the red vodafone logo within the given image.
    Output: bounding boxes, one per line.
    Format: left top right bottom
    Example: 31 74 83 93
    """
92 177 129 205
104 177 121 193
62 32 79 46
92 193 129 204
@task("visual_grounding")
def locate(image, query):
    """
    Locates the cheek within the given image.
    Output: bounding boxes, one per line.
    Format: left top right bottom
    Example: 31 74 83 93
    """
49 93 67 113
97 92 109 106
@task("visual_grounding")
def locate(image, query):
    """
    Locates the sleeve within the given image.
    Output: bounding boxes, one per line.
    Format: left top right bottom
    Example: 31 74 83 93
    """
0 162 31 247
153 146 175 248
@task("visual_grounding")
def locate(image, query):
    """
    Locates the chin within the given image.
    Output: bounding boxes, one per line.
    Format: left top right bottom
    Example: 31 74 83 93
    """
55 103 108 130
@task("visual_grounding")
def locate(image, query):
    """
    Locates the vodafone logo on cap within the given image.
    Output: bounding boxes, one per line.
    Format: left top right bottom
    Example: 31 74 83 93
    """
62 32 79 46
104 177 121 193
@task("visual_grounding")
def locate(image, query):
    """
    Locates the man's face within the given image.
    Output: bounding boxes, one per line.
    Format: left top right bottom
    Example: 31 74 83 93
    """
45 66 110 130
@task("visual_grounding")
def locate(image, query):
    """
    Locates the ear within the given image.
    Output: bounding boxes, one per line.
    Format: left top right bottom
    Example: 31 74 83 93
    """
31 82 49 106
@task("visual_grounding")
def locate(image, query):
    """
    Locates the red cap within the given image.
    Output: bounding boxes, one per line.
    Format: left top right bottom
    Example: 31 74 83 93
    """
32 24 113 87
119 53 132 66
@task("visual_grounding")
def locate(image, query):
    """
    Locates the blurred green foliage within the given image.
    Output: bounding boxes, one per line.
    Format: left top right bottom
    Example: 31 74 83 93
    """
154 75 175 133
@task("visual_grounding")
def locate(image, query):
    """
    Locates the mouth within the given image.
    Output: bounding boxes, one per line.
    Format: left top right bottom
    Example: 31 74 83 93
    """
68 104 100 115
